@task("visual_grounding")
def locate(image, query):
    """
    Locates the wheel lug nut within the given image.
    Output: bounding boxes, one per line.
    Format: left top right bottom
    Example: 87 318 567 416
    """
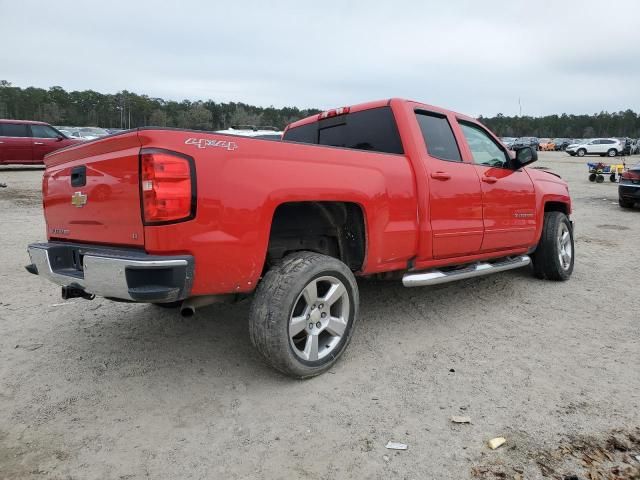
319 304 324 309
309 323 314 329
306 314 310 319
316 322 322 328
321 312 326 318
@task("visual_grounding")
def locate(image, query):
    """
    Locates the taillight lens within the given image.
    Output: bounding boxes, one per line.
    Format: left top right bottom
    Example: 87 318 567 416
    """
621 170 640 181
140 150 195 224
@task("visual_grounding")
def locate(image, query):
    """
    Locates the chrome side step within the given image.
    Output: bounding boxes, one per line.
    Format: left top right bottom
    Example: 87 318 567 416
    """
402 255 531 287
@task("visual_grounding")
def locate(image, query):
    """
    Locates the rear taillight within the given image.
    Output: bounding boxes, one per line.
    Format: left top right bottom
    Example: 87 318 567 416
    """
621 170 640 180
140 149 196 224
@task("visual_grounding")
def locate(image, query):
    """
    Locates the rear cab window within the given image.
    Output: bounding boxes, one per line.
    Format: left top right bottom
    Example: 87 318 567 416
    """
283 107 404 155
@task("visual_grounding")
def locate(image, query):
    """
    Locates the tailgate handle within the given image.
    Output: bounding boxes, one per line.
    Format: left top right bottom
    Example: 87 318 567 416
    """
70 166 86 187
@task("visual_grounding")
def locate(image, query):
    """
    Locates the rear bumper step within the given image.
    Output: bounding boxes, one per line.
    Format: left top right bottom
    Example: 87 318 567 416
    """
27 242 194 302
402 255 531 287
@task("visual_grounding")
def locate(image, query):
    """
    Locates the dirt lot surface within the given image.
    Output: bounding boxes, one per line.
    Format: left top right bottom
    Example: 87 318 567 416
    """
1 152 639 479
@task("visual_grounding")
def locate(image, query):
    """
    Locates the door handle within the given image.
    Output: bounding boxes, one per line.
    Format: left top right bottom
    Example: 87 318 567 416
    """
482 176 498 184
431 171 451 181
34 142 44 145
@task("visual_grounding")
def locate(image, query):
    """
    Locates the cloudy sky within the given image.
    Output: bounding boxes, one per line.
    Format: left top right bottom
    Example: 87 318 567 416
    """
1 0 639 117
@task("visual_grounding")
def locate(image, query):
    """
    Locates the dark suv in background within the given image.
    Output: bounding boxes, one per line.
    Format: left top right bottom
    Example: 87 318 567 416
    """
0 119 81 165
512 137 540 151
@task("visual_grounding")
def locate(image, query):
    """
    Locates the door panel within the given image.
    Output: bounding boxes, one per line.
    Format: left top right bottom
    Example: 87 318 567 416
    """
429 160 484 258
474 166 537 251
0 123 33 163
457 121 537 252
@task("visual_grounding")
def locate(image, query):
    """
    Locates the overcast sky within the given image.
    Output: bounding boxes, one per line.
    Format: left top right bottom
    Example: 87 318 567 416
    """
1 0 639 117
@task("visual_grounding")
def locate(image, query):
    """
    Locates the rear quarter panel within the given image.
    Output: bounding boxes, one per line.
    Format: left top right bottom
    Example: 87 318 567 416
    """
139 129 419 295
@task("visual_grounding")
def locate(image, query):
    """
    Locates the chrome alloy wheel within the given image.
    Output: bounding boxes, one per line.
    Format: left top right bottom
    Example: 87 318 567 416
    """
557 223 572 271
289 276 350 362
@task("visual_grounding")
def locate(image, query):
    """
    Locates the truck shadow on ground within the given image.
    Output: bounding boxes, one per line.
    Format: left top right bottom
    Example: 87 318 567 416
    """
52 269 534 386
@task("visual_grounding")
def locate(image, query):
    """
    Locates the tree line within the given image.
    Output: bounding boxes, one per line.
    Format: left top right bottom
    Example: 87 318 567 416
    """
0 80 320 131
478 111 640 139
1 80 639 137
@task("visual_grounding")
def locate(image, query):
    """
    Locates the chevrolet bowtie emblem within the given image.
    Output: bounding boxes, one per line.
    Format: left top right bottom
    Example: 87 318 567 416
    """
71 191 87 207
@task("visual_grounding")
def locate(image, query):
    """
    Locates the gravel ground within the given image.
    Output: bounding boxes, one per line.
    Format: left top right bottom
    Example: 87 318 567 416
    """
1 152 639 479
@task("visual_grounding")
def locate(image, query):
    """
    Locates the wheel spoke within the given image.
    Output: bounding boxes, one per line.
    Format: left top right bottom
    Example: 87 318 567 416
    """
326 316 346 337
323 282 346 307
303 334 319 361
290 315 308 337
302 281 318 306
562 251 571 264
561 231 569 246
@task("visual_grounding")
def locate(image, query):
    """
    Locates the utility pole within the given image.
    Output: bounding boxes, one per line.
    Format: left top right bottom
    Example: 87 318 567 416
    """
518 97 522 116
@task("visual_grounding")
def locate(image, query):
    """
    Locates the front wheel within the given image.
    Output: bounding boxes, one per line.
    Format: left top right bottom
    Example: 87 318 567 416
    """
532 212 574 281
249 252 358 378
607 149 618 157
577 149 586 157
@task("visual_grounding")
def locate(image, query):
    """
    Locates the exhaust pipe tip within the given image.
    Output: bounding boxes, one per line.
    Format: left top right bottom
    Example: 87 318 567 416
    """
180 306 195 318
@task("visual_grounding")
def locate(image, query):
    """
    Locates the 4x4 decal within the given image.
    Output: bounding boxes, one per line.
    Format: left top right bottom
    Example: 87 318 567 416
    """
185 137 238 151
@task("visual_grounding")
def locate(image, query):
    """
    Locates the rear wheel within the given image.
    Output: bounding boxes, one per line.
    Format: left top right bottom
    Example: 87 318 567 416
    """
577 149 586 157
249 251 358 378
588 173 597 182
596 174 604 183
607 149 617 157
532 212 574 281
610 174 617 183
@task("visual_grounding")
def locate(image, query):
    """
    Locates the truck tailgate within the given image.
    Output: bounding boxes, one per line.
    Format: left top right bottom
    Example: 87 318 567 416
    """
43 131 144 246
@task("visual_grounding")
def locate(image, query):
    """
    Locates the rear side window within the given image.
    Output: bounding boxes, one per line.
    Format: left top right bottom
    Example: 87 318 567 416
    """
1 123 30 137
416 112 461 162
283 107 404 155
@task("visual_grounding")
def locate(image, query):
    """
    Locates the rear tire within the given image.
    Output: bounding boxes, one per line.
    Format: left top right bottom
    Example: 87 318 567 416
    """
577 149 586 157
610 174 616 183
588 173 596 182
249 252 359 378
532 212 574 281
607 149 617 157
596 174 604 183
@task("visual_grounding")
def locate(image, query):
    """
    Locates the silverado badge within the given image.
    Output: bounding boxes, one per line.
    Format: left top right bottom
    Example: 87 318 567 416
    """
71 191 87 207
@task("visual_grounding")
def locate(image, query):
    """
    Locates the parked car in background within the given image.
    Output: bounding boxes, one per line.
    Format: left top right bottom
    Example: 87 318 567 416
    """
566 138 623 157
55 126 111 141
617 138 632 156
499 137 517 149
552 138 571 151
618 162 640 208
513 137 540 150
632 139 640 155
215 125 283 139
539 139 555 151
0 119 81 165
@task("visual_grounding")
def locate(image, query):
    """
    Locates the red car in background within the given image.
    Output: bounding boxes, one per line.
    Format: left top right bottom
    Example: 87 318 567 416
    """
0 119 81 165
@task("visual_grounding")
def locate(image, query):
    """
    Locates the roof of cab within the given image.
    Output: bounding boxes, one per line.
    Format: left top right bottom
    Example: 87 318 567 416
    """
285 98 476 131
0 119 49 125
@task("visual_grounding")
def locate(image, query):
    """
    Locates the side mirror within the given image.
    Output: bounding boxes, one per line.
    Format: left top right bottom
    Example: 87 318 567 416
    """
513 146 537 169
56 135 64 141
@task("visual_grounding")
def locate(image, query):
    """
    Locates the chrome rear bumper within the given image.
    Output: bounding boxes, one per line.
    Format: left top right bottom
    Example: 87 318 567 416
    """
27 242 193 302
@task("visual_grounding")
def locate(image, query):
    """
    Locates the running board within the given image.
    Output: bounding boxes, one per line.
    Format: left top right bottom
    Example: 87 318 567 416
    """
402 255 531 287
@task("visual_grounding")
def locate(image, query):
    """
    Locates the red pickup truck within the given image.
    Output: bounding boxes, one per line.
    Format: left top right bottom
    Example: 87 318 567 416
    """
26 98 574 378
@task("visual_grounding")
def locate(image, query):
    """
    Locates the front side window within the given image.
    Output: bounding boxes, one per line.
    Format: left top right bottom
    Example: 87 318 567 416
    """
31 125 60 138
415 112 461 162
1 123 30 137
459 122 509 168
